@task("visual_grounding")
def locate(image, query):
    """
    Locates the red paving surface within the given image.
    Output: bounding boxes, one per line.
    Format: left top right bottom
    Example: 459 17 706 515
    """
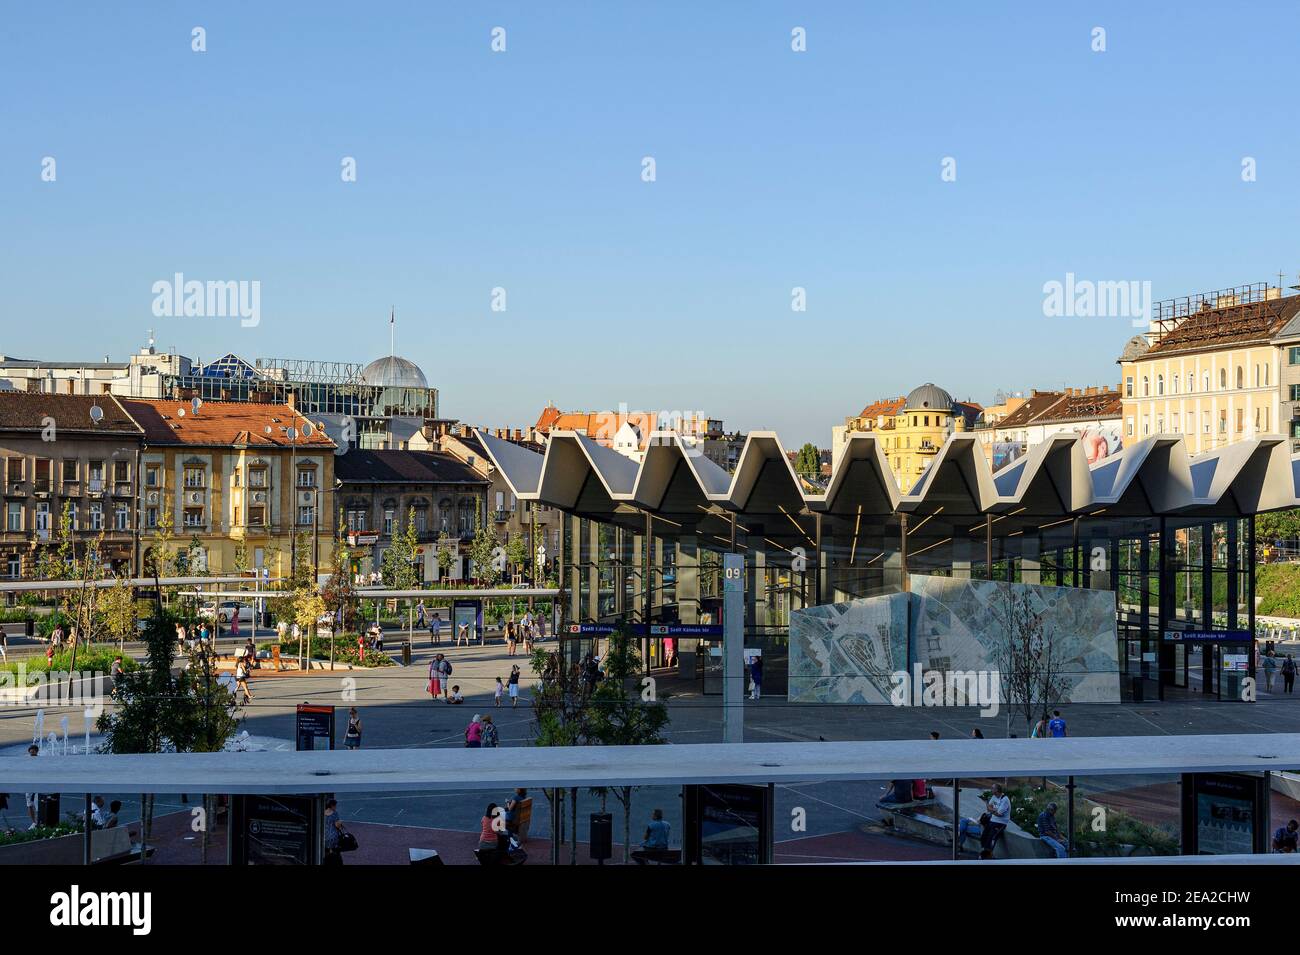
139 810 947 864
127 782 1300 864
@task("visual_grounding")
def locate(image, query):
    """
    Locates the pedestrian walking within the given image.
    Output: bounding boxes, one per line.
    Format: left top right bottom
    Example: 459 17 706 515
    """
235 655 253 706
1047 710 1067 737
480 714 499 748
1264 650 1278 692
506 622 517 657
748 654 763 701
508 665 521 707
344 707 362 750
416 600 427 629
494 676 504 707
1283 654 1296 694
430 614 442 647
0 628 7 663
110 656 124 700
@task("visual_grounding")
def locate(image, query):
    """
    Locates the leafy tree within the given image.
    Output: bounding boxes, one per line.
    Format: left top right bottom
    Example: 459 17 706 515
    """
468 517 500 586
436 542 455 581
232 537 250 575
794 442 822 482
381 506 420 589
506 531 529 579
101 573 137 652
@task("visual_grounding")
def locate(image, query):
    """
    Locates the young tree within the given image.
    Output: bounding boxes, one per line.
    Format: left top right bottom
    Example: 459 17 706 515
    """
586 630 670 862
97 600 238 851
436 542 455 582
468 517 500 586
989 583 1071 735
321 537 357 634
506 531 529 580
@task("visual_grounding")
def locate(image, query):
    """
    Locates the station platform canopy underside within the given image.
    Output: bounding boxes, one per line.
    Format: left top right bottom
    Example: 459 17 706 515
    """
475 428 1300 555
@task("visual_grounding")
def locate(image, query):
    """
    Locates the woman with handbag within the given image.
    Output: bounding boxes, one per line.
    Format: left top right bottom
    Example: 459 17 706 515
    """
324 799 347 865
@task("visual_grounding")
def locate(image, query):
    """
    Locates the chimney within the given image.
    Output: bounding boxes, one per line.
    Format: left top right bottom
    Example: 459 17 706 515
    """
286 392 296 411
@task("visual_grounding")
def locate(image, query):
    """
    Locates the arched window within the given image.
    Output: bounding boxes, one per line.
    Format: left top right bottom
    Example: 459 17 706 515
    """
1142 376 1149 396
1156 374 1164 396
1236 367 1244 389
1219 368 1227 389
1203 372 1210 392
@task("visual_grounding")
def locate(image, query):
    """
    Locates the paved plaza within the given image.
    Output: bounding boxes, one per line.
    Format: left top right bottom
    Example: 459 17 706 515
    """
5 628 1300 863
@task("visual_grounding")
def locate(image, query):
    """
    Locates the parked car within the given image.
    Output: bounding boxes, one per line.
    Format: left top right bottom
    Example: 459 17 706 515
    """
198 601 255 625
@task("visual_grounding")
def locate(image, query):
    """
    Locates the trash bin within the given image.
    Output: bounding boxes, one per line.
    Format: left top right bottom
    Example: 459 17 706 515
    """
25 618 34 637
589 812 612 863
38 793 60 827
261 611 272 629
1131 676 1144 703
402 641 411 666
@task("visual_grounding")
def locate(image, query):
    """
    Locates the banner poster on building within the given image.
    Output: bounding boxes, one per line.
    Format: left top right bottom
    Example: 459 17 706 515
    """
1077 426 1123 464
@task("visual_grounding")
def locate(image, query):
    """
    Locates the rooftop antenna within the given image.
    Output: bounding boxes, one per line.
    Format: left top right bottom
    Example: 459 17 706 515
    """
390 307 395 357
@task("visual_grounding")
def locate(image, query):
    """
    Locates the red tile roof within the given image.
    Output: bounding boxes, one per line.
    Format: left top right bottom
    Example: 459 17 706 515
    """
121 399 335 449
856 396 905 419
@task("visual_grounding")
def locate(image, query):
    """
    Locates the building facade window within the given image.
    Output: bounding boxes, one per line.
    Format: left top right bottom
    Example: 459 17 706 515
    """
1125 376 1133 397
6 502 22 532
115 502 130 530
184 467 205 488
35 502 51 533
298 504 315 526
89 502 103 530
146 466 160 488
297 468 316 488
1290 346 1300 365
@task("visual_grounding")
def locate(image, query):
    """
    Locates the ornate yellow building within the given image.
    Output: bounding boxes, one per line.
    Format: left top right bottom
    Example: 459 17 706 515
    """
122 398 336 579
878 384 978 492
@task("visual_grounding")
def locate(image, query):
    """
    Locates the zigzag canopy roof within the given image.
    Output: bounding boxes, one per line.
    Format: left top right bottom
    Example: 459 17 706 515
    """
475 429 1299 531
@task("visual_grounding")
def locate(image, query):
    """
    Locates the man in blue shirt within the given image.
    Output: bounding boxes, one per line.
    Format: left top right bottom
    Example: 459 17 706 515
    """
1047 710 1067 737
1037 802 1067 857
632 808 673 864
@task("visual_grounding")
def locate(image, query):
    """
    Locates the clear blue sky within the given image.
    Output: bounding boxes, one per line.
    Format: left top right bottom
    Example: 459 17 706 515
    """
4 1 1299 447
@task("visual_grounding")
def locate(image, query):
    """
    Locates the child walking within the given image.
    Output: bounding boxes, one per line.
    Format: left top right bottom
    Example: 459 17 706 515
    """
494 676 504 707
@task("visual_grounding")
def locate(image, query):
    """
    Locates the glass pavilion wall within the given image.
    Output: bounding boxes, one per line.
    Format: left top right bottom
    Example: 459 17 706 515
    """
559 510 1257 702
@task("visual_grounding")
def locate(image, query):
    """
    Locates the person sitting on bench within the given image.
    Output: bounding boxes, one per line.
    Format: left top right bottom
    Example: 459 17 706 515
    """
631 808 674 864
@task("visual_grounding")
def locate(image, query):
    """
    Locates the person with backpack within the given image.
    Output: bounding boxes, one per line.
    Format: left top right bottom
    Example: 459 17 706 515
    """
440 656 454 701
1283 655 1297 694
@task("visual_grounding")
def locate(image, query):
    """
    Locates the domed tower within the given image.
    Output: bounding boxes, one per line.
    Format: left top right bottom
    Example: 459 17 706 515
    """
891 383 958 492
